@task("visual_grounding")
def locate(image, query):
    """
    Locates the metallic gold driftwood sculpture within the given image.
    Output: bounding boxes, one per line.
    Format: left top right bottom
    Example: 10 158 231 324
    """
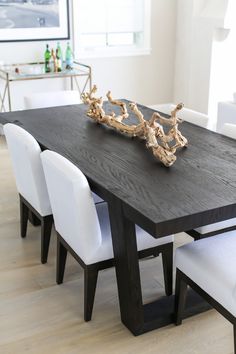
82 85 188 167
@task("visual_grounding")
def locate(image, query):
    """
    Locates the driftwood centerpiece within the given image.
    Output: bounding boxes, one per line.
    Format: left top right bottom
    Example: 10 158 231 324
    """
82 85 188 167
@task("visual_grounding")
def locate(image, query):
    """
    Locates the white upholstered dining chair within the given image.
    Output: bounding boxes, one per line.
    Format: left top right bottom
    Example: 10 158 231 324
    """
149 103 209 128
3 123 53 263
41 150 174 321
24 90 80 110
175 231 236 353
24 90 103 204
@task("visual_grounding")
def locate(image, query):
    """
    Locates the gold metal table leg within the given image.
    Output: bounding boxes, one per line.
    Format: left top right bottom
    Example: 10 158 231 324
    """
0 82 8 112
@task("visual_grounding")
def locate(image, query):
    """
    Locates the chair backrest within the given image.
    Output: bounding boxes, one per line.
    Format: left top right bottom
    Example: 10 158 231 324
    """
24 90 80 110
41 150 102 264
3 123 51 216
222 123 236 140
149 103 209 128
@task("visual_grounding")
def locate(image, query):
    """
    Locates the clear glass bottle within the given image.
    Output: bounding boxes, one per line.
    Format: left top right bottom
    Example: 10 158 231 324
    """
65 42 73 70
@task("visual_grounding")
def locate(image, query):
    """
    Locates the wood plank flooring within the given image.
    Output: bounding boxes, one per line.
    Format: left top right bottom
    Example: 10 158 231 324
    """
0 135 233 354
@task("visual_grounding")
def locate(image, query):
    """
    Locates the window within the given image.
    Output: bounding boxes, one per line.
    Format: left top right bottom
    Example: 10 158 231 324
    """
73 0 151 58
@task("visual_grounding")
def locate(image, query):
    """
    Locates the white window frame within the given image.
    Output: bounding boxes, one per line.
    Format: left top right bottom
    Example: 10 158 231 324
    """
72 0 151 59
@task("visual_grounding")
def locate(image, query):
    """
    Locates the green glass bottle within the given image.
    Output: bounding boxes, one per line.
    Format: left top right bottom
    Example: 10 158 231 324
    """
65 42 73 70
44 44 51 73
56 42 62 72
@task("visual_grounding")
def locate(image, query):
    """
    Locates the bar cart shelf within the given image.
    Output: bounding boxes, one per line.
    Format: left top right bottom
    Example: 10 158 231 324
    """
0 61 92 112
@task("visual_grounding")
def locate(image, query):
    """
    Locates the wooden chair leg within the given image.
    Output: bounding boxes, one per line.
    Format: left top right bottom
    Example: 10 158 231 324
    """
20 197 29 238
84 268 98 322
28 210 41 226
162 243 173 296
56 237 68 284
175 269 188 325
41 215 53 264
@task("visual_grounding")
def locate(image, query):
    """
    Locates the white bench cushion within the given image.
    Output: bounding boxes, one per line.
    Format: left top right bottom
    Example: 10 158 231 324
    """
89 202 174 264
196 120 235 234
176 231 236 316
195 217 236 234
150 104 235 236
222 123 236 140
217 101 236 133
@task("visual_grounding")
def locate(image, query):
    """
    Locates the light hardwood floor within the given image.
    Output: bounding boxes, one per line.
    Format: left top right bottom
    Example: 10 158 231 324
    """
0 135 233 354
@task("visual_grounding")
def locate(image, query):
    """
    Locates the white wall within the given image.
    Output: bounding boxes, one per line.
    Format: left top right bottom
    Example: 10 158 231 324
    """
0 41 69 111
79 0 177 106
173 0 229 114
0 0 177 111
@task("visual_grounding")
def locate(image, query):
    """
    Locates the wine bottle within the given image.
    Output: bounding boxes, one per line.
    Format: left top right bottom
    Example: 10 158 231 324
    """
56 42 62 72
44 44 51 73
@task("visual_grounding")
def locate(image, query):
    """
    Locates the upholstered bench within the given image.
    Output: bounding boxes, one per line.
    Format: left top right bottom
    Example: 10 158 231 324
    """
222 123 236 140
217 101 236 133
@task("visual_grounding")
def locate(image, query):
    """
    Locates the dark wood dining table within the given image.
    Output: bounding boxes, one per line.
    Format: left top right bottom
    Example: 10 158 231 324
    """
1 101 236 336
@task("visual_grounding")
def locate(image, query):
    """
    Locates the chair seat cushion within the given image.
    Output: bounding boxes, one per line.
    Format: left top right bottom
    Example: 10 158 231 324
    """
92 193 104 204
86 203 174 265
176 231 236 316
195 217 236 234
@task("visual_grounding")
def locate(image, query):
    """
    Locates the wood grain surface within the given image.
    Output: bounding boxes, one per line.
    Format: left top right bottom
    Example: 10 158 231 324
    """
1 135 234 353
1 102 236 237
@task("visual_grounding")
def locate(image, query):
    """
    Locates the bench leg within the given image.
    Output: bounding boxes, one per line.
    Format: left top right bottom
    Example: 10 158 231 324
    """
162 243 173 296
175 269 188 325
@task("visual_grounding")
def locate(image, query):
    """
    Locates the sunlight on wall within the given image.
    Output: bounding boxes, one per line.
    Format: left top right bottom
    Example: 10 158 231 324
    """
208 0 236 128
174 0 229 117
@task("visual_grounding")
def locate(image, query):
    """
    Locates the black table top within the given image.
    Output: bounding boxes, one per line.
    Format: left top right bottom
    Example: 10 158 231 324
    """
1 102 236 237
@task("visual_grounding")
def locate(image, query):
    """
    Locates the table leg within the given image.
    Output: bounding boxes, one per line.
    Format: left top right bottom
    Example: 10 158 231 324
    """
108 197 144 335
108 198 212 336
